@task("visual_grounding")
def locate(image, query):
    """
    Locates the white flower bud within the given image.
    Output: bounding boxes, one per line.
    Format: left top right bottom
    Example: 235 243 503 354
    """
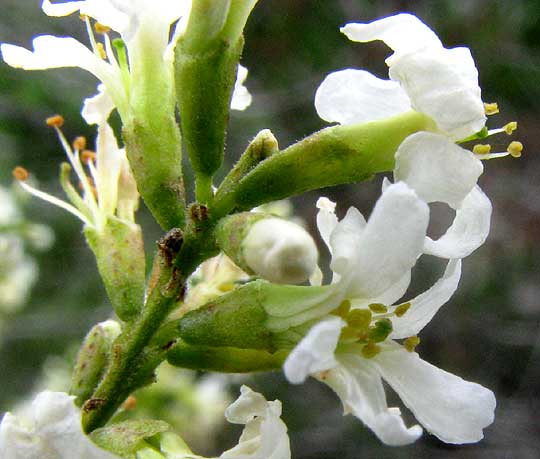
242 218 318 284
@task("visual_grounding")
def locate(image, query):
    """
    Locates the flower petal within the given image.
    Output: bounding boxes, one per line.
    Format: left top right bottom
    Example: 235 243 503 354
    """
374 344 496 444
345 182 429 299
391 259 461 339
231 64 252 111
394 132 483 208
82 84 115 125
283 316 344 384
329 206 366 278
225 385 272 424
323 355 423 446
42 0 86 16
351 271 411 310
315 69 411 125
95 121 123 216
341 13 442 57
389 47 486 139
424 186 492 259
315 197 338 252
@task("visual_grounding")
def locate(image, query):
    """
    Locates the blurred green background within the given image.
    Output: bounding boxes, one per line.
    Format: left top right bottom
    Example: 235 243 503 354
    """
1 0 540 458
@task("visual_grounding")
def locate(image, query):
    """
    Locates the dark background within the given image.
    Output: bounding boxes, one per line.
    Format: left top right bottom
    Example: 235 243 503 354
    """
1 1 539 458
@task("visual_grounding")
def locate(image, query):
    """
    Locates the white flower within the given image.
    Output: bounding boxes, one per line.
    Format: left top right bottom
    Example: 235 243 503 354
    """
17 103 138 232
282 195 496 446
315 13 485 140
1 0 251 120
242 217 319 284
0 391 119 458
220 385 290 459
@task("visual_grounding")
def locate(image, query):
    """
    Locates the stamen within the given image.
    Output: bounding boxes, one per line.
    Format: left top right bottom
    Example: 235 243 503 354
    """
332 299 351 318
81 150 97 164
507 141 523 158
404 336 421 352
473 144 491 155
484 102 499 115
361 342 381 359
218 283 235 292
340 326 362 342
368 318 393 343
73 136 87 151
504 121 518 135
346 309 372 329
12 166 29 181
394 302 411 318
368 303 388 314
96 42 107 60
46 115 65 128
94 23 111 34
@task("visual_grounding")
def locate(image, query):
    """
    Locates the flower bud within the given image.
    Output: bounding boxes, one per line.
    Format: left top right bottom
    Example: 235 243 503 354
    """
216 213 318 284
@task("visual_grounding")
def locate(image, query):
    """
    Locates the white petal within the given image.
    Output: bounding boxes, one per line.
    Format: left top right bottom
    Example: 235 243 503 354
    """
1 35 107 77
341 13 442 57
315 69 411 125
389 47 486 139
424 186 492 259
374 345 496 444
351 271 411 310
225 385 271 424
95 121 122 216
231 64 252 111
82 84 115 125
329 206 366 276
283 316 344 384
42 0 86 16
315 197 338 252
391 259 461 339
394 132 483 208
345 182 428 298
322 355 422 446
0 413 42 459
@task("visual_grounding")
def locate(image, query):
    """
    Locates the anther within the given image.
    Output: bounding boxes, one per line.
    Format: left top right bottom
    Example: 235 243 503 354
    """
368 303 388 314
81 150 97 164
218 283 236 292
94 23 111 34
46 115 65 128
473 144 492 155
404 336 421 352
507 141 523 158
361 342 381 359
73 136 87 151
332 299 351 318
96 42 107 60
484 102 499 115
368 318 393 343
504 121 518 135
394 302 411 318
12 166 29 181
346 309 372 330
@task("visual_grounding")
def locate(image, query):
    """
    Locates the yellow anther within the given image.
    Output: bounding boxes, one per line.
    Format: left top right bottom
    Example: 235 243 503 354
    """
340 326 361 342
473 144 492 155
507 141 523 158
218 282 236 292
73 136 87 151
94 22 111 34
12 166 29 181
361 342 381 359
404 336 421 353
346 309 372 330
368 303 388 314
484 102 499 115
81 150 97 164
332 300 351 318
122 395 137 411
504 121 518 135
46 114 65 128
96 42 107 60
394 302 411 318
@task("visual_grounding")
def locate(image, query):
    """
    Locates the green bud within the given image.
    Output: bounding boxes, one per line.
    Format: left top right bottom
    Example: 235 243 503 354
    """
175 0 259 199
85 216 146 322
213 111 436 214
71 320 121 406
167 340 286 373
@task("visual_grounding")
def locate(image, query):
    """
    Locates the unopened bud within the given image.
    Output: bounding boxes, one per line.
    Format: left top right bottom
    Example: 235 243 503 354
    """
242 218 318 284
71 320 121 406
